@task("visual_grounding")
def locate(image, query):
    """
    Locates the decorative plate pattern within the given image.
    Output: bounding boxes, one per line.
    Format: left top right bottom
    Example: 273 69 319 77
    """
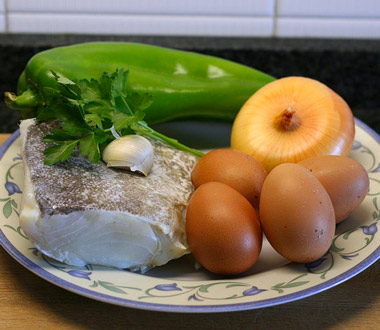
1 118 380 313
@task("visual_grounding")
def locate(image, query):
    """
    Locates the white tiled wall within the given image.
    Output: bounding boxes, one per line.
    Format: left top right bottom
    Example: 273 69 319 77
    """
6 0 274 16
276 0 380 38
277 0 380 18
5 0 275 37
1 0 380 38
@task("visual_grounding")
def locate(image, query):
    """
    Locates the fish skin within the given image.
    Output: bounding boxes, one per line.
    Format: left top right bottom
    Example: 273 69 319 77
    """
19 119 198 271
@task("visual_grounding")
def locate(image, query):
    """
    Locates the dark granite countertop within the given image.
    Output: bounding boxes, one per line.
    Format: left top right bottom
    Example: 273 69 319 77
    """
1 34 379 133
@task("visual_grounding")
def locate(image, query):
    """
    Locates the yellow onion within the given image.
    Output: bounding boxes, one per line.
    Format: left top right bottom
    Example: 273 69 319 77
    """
231 76 355 172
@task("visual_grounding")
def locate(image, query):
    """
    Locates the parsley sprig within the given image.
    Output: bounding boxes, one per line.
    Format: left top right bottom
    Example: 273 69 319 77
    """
38 69 204 165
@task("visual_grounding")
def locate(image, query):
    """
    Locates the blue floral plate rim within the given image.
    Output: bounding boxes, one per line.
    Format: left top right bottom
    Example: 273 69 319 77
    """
0 118 379 313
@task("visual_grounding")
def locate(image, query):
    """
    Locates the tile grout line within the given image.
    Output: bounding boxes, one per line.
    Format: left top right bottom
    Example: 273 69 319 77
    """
272 0 279 37
4 0 9 33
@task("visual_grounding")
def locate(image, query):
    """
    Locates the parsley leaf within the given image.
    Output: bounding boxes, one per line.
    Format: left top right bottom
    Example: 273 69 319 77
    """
44 140 79 165
78 133 100 163
43 129 78 142
127 92 153 112
41 68 203 165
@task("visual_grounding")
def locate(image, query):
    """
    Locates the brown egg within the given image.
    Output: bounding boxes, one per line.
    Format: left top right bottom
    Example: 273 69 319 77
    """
186 181 262 275
191 149 267 209
259 163 335 263
298 155 369 223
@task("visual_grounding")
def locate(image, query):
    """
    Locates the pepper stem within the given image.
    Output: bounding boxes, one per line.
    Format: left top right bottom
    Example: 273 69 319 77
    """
4 89 39 118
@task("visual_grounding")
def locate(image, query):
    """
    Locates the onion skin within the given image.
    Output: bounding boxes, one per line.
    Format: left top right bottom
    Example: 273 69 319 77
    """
329 90 355 156
230 77 355 172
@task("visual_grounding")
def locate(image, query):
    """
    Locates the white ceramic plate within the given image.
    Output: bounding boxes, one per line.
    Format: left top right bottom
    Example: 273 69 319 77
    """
1 119 380 313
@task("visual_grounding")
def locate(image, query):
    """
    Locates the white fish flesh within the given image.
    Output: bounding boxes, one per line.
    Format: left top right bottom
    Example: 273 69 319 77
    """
19 119 198 272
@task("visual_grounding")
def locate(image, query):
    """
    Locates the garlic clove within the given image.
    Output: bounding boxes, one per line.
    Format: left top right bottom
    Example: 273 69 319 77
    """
102 135 154 176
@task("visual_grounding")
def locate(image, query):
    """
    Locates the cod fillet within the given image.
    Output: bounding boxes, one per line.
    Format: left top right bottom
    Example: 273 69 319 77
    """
19 119 198 272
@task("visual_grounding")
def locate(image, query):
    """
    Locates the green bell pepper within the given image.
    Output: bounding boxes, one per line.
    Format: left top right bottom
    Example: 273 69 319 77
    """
5 42 275 123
